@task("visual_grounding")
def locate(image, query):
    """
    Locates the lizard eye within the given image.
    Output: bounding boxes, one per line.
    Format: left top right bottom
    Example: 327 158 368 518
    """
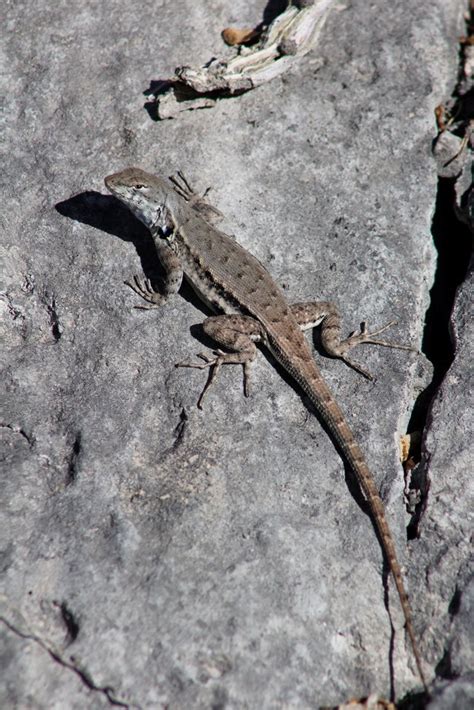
134 183 146 190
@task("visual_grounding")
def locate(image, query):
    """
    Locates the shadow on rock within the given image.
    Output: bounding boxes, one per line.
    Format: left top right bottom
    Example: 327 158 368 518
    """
55 191 163 285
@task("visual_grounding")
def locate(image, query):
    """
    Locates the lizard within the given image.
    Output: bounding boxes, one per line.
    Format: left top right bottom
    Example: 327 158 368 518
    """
104 167 427 691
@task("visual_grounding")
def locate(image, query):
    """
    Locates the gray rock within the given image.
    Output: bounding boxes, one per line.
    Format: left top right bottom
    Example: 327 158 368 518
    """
433 131 469 179
427 674 474 710
1 0 470 707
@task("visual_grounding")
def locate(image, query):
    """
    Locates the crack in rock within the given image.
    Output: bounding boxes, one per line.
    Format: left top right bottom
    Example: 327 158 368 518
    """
0 616 137 709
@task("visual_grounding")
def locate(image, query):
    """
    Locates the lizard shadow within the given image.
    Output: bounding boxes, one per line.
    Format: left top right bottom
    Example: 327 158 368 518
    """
56 191 162 281
55 191 220 316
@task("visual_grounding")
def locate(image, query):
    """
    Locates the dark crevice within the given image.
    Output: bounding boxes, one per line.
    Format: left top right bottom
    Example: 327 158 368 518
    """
407 176 472 430
172 408 188 450
403 3 473 539
448 586 462 617
421 178 471 384
0 423 35 448
0 616 133 708
55 600 80 645
405 178 472 541
435 647 459 681
397 689 431 710
66 432 82 486
47 295 62 341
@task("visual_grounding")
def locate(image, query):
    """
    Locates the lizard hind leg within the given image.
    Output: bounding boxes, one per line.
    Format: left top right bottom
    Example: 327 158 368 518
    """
175 314 263 409
291 301 415 381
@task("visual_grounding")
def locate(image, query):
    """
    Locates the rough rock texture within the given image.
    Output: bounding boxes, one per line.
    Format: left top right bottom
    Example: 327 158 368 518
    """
1 1 471 708
420 267 474 710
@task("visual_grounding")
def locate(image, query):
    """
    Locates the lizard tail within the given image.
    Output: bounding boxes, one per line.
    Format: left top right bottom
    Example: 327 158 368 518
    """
300 372 428 693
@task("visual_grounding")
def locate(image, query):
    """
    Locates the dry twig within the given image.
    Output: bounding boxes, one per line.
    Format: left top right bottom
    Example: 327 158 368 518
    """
152 0 336 119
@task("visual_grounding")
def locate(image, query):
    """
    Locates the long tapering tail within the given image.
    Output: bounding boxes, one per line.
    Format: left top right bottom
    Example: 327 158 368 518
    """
300 369 428 691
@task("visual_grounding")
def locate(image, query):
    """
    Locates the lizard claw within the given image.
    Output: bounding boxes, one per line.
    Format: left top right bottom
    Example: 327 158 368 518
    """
345 320 416 352
124 274 166 309
327 320 415 380
341 356 376 382
175 352 223 409
175 351 221 370
175 349 253 407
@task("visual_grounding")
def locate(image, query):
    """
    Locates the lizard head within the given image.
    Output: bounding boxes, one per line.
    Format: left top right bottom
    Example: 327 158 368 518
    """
105 167 181 236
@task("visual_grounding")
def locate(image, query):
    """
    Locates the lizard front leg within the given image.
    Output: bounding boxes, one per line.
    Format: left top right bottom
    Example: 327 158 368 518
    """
291 301 414 380
176 315 264 408
125 242 183 309
169 171 225 226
